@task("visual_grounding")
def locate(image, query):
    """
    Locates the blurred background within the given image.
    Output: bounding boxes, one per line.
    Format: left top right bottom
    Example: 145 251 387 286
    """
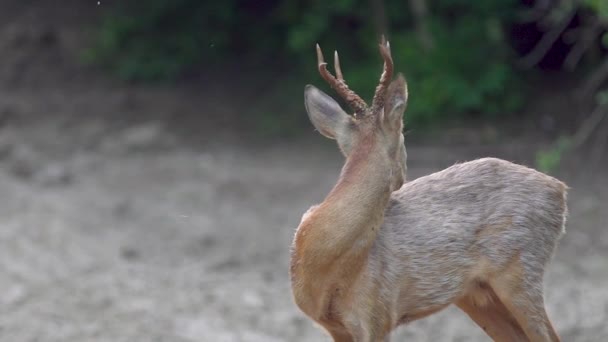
0 0 606 341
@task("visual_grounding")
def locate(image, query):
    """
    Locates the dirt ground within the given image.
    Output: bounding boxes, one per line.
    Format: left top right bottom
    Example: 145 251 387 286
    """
1 2 607 342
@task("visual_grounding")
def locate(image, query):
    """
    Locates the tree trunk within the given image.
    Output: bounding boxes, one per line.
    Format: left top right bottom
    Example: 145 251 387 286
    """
409 0 434 51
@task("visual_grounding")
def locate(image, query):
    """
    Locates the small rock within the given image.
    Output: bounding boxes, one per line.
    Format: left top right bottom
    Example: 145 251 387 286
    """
200 235 217 249
0 106 15 126
0 131 15 160
242 289 264 308
35 163 73 187
262 270 275 282
120 246 140 261
100 122 166 153
2 284 27 306
120 122 163 149
9 145 39 180
113 199 133 219
212 257 241 271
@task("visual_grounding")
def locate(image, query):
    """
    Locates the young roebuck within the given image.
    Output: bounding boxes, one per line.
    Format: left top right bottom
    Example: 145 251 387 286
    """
290 39 567 342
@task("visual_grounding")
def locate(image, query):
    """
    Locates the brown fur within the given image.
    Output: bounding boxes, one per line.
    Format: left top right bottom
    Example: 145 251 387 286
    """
290 132 392 323
475 217 514 239
456 287 528 342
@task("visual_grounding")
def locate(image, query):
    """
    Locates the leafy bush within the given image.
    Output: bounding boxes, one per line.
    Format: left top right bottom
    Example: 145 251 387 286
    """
530 0 608 172
86 0 523 124
83 0 236 80
536 136 572 173
392 4 522 123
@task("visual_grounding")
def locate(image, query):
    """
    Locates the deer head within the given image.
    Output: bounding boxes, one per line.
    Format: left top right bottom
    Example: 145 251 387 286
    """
304 38 408 191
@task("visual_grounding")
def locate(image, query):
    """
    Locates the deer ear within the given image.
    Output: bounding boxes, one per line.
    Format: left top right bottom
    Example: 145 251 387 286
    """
384 74 408 125
304 85 351 140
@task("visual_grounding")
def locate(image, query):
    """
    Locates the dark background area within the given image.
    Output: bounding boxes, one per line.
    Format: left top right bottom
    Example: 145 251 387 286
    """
0 0 606 341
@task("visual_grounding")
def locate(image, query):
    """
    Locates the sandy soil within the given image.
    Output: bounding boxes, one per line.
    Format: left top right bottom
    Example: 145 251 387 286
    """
0 100 607 342
0 2 607 341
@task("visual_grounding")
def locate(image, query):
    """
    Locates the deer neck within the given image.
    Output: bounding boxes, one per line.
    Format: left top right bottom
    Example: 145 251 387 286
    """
327 137 393 228
291 134 392 318
295 135 392 263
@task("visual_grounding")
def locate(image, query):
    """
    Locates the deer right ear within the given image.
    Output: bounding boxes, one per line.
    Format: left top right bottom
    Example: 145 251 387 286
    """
304 85 351 140
384 74 408 126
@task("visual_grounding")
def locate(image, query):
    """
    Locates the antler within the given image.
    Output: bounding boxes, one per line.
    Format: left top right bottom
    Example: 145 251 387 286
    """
315 37 394 116
316 44 367 116
371 36 394 113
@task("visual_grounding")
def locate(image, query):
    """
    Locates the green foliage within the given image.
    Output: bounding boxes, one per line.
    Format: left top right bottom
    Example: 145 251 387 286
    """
86 0 523 124
84 2 185 80
582 0 608 51
277 0 524 124
597 89 608 106
84 0 240 80
391 13 522 123
536 136 572 173
584 0 608 20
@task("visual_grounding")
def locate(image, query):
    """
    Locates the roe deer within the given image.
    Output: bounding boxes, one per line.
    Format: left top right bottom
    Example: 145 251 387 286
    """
289 38 567 342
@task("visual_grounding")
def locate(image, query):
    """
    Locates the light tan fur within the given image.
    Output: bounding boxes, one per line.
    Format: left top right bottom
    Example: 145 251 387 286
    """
290 40 566 342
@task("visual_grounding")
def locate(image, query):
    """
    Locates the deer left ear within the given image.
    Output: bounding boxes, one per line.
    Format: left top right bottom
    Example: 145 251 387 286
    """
304 84 351 140
384 74 408 125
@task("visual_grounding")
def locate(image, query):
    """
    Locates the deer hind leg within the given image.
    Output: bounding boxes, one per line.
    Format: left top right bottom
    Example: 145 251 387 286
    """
326 328 354 342
455 282 528 341
489 255 560 342
324 323 385 342
346 324 388 342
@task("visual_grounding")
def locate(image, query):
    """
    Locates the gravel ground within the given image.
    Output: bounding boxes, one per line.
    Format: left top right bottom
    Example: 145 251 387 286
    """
0 110 606 342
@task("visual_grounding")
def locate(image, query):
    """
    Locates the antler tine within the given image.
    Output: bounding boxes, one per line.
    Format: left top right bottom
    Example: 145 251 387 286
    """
371 37 394 113
380 34 391 51
334 51 343 81
316 43 326 65
378 41 393 88
316 44 367 115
